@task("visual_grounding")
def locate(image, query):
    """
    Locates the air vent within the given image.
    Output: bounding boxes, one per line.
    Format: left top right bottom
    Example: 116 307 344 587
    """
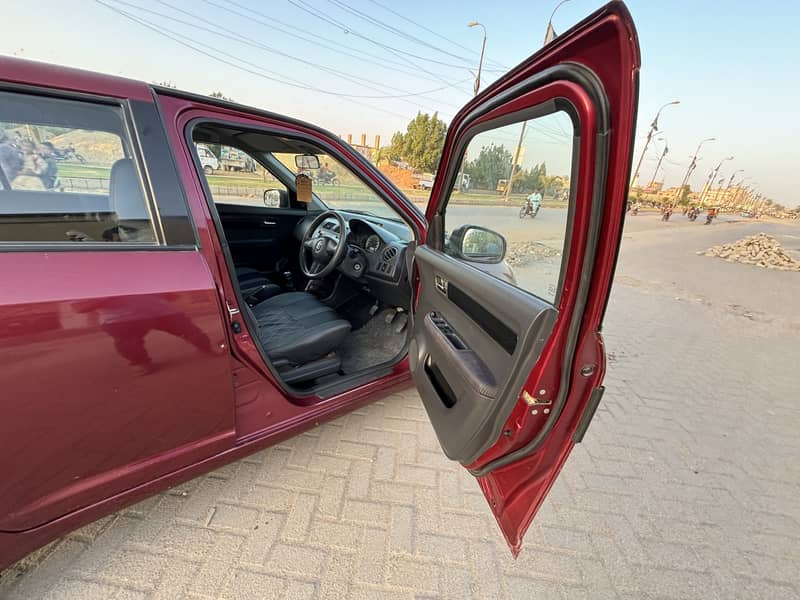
382 247 398 261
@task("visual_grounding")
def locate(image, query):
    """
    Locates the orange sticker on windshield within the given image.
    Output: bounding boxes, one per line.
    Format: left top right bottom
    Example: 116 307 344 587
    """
296 173 312 203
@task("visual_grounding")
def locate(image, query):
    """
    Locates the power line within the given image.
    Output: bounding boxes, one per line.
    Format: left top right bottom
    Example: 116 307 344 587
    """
95 0 414 120
364 0 508 71
326 0 476 66
146 0 465 107
203 0 464 88
286 0 473 80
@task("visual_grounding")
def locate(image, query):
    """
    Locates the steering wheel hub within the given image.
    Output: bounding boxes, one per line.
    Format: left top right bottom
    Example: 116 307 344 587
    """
299 211 348 279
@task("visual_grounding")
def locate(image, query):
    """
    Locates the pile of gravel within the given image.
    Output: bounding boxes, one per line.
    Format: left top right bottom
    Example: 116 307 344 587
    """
700 233 800 271
507 241 561 267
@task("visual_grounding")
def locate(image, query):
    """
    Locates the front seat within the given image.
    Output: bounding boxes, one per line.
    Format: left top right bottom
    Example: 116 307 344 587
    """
248 292 350 380
108 158 156 242
235 267 281 302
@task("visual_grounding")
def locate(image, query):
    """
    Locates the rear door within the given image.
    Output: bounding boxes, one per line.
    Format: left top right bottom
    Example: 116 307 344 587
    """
0 74 235 531
408 1 640 554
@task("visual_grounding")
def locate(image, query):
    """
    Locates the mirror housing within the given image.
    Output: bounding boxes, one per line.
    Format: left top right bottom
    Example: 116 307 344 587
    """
263 188 289 208
295 154 320 170
449 225 507 264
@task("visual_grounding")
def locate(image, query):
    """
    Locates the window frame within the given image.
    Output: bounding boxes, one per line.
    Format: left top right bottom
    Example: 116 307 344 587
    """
185 117 420 237
437 99 580 306
0 83 195 251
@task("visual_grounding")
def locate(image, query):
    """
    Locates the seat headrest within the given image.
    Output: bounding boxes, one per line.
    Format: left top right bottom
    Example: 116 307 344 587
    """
109 158 148 220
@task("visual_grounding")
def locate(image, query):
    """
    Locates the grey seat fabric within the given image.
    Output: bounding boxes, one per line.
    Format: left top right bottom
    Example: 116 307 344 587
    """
108 158 155 242
250 292 350 365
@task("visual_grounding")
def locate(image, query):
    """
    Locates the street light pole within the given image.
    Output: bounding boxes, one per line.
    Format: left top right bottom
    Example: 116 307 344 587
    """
631 100 680 187
673 137 715 204
467 22 487 96
699 155 733 207
648 137 669 188
544 0 572 44
723 169 744 207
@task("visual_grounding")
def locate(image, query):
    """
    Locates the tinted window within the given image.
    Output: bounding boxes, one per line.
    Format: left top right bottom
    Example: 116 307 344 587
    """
443 110 574 304
0 91 156 244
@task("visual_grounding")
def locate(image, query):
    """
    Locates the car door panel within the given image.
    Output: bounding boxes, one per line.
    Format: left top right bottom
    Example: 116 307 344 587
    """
216 204 305 274
410 246 557 463
409 1 639 554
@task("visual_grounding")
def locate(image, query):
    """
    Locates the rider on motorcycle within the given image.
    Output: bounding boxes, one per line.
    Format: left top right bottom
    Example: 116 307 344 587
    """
525 190 542 216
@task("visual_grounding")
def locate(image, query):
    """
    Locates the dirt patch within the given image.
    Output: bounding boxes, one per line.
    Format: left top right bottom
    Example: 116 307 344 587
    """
507 241 561 267
700 233 800 271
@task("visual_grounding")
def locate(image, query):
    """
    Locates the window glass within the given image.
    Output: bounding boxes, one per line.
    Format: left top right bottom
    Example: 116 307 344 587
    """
0 91 156 244
194 143 288 207
443 110 574 304
273 151 409 227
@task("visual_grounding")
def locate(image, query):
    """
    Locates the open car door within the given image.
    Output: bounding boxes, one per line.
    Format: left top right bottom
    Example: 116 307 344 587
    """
408 1 640 555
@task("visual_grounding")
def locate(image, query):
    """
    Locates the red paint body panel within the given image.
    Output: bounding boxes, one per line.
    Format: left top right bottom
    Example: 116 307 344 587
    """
0 251 236 532
0 0 637 570
436 3 639 553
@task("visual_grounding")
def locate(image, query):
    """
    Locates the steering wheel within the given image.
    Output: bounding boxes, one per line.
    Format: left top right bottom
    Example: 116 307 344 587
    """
299 210 348 279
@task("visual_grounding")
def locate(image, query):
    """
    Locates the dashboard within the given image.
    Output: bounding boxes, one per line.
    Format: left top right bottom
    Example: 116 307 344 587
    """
294 211 411 305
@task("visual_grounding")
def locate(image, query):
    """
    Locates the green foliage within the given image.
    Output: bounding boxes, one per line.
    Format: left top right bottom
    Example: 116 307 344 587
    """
464 143 512 190
209 91 234 102
387 112 447 172
679 184 691 205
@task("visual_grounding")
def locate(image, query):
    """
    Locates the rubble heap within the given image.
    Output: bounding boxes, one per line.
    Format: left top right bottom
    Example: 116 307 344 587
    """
507 241 561 267
701 233 800 271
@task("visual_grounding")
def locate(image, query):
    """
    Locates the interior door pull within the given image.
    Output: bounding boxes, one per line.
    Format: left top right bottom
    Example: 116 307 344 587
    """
435 275 448 294
262 220 277 226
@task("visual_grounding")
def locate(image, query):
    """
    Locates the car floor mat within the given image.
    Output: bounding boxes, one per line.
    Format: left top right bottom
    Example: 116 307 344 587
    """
338 308 407 373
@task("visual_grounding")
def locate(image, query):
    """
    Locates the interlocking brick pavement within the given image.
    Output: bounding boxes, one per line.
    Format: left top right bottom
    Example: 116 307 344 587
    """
2 221 799 599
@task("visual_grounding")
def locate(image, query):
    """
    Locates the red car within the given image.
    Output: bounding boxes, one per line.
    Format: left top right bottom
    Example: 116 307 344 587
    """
0 2 639 570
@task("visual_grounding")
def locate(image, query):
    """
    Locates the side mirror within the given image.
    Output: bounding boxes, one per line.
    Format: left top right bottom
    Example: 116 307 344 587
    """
450 225 507 264
295 154 320 170
263 188 289 208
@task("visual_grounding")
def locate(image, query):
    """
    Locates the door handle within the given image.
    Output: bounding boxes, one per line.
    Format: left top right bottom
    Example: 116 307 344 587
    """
435 275 448 295
262 220 277 226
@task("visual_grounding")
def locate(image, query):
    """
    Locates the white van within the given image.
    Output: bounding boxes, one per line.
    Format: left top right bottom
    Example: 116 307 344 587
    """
195 144 219 174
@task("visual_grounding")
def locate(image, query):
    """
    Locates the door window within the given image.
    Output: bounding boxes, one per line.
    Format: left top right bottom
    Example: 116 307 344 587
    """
0 91 156 244
442 110 574 304
194 143 288 208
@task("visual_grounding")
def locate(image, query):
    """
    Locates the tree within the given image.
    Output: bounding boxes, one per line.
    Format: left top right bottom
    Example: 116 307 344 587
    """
464 143 512 190
209 91 234 102
387 112 447 172
678 184 691 205
154 80 177 88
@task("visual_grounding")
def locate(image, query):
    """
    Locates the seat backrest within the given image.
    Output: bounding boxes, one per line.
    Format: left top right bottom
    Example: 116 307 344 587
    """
109 158 147 221
109 158 154 242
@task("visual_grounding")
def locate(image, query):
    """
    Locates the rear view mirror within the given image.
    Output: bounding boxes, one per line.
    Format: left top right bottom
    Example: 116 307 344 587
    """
451 225 507 264
295 154 320 170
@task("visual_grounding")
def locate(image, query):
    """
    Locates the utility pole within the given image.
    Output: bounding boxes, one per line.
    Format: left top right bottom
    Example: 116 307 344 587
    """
468 22 487 96
722 169 743 207
699 155 733 207
648 138 669 188
544 0 572 44
504 122 527 202
673 137 715 205
631 100 680 187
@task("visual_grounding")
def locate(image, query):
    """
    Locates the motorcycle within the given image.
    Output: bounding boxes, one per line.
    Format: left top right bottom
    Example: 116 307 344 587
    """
687 208 698 222
315 170 339 186
519 198 540 218
661 206 673 221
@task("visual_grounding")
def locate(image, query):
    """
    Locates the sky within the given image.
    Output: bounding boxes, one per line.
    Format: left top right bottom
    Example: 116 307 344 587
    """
2 0 798 206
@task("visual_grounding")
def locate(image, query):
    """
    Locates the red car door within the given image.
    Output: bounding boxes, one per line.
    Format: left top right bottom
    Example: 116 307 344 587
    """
407 1 640 554
0 75 236 532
